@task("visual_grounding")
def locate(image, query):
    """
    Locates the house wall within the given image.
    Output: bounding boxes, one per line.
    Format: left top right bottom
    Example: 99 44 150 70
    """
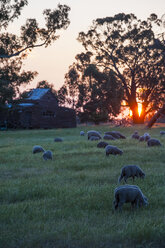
8 90 76 129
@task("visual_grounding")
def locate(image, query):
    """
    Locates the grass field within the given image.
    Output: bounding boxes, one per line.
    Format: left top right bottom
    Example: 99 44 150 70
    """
0 125 165 248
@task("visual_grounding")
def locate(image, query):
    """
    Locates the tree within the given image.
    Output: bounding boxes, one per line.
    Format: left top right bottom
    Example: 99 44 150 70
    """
0 54 37 109
77 13 165 124
0 1 71 58
58 52 123 124
0 1 70 107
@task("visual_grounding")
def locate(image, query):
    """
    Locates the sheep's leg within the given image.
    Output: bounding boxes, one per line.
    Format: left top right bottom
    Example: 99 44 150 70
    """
124 176 127 183
118 201 124 211
135 198 139 208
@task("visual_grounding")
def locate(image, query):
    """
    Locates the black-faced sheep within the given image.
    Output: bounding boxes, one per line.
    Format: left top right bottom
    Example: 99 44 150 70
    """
32 145 45 154
80 131 85 136
114 185 148 210
54 138 63 142
103 134 116 140
118 165 145 183
105 145 123 156
43 150 53 160
131 131 140 140
97 141 109 148
147 138 162 147
87 130 102 140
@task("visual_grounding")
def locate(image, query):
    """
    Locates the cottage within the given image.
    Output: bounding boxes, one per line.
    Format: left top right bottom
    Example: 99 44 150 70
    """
7 88 76 129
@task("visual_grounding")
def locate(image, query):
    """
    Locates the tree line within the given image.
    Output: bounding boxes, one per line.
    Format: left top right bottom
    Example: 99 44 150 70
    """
0 1 165 124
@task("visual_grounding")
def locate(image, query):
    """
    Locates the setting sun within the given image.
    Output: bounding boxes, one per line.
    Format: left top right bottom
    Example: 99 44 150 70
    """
138 102 142 117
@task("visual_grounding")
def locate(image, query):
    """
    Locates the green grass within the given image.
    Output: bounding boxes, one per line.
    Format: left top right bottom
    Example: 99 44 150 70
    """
0 125 165 248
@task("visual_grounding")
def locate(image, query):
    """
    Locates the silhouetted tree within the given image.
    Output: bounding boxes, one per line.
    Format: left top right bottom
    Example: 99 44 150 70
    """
58 52 123 124
0 56 37 109
0 1 70 58
77 13 165 124
0 1 70 107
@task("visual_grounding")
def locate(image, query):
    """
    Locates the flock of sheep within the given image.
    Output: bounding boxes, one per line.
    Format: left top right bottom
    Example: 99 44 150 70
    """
80 129 164 211
32 128 164 211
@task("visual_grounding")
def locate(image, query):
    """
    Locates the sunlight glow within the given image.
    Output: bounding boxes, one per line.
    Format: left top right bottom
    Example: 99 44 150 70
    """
129 110 133 117
138 102 142 117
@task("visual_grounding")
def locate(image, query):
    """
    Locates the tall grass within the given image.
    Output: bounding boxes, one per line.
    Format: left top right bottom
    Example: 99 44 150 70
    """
0 125 165 248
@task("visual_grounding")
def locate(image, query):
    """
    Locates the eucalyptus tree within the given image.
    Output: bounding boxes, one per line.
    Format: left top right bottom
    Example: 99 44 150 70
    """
59 52 123 124
0 0 70 107
77 13 165 123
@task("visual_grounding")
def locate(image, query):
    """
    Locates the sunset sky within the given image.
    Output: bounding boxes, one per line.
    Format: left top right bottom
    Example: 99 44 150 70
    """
8 0 165 91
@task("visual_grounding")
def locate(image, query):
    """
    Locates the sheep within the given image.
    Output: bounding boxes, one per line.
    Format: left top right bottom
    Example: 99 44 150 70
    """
147 138 162 147
87 130 102 140
89 136 100 141
118 165 145 183
54 138 63 142
103 134 116 140
105 145 123 156
32 145 45 154
139 136 145 142
160 131 165 135
113 185 148 211
97 141 108 148
104 131 126 139
80 131 85 136
131 131 140 140
43 150 53 160
143 133 151 141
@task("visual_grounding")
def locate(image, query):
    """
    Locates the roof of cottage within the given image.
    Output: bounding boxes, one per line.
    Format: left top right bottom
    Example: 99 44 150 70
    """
26 88 50 100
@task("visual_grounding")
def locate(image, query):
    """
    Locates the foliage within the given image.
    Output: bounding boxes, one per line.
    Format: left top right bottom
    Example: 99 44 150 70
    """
0 1 70 107
76 13 165 123
0 126 165 247
0 1 71 58
0 56 37 109
59 52 123 124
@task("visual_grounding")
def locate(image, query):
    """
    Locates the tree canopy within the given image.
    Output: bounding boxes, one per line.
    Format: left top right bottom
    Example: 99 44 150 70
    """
76 13 165 123
0 1 70 108
58 51 123 124
0 1 70 58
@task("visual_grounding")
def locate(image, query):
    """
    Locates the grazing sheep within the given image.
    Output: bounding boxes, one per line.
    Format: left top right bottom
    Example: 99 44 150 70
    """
103 134 116 140
131 131 140 140
89 136 100 141
160 131 165 135
97 141 108 148
105 145 123 156
54 138 63 142
139 136 145 142
105 131 126 139
87 130 102 140
147 138 162 147
118 165 145 183
80 131 85 136
43 150 53 160
114 185 148 210
32 145 45 154
143 133 151 141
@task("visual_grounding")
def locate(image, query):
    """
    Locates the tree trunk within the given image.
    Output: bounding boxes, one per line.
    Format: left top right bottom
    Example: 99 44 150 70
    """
147 104 165 128
132 112 145 124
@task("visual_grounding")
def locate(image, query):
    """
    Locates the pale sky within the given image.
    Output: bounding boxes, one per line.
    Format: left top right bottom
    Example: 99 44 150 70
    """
8 0 165 91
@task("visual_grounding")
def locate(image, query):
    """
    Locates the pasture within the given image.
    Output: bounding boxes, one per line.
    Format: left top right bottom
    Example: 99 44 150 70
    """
0 125 165 248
